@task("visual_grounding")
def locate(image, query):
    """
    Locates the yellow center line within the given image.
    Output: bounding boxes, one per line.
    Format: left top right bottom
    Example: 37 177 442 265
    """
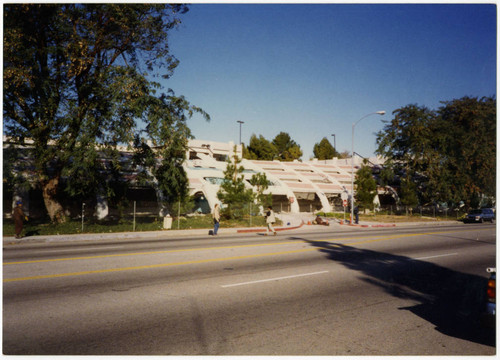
3 235 385 265
3 227 493 282
6 227 487 266
3 241 307 265
3 248 316 282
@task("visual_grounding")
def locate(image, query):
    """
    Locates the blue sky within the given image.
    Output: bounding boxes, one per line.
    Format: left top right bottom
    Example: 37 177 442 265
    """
162 3 496 159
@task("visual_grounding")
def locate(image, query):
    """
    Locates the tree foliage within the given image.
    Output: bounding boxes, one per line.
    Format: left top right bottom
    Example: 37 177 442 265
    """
354 160 377 212
217 150 254 219
249 172 272 209
399 176 419 208
376 96 496 208
244 134 277 160
313 137 340 160
3 4 208 222
243 132 302 161
272 132 303 161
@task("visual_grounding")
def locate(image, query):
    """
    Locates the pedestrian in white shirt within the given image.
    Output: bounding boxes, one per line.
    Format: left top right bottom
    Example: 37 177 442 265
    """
265 206 277 235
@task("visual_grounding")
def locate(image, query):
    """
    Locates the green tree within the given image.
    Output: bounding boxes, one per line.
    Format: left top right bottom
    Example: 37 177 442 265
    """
244 134 277 160
3 4 208 222
313 137 339 160
399 175 419 209
354 160 377 212
437 96 496 207
249 172 272 209
376 97 496 208
376 104 440 205
337 151 351 159
272 132 303 161
217 149 254 219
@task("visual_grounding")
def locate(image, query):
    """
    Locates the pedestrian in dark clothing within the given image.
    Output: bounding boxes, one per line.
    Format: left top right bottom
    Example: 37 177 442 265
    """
354 206 359 224
212 203 220 235
13 201 27 238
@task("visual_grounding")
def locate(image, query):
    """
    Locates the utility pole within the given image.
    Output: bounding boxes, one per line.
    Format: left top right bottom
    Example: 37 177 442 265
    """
237 120 244 145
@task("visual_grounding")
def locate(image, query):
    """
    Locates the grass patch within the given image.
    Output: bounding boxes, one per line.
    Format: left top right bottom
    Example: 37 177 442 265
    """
316 211 460 223
3 218 164 237
3 214 280 237
357 213 459 223
4 211 459 237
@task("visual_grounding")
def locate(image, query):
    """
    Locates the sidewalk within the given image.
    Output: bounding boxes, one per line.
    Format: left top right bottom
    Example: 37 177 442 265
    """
337 219 459 228
2 224 312 245
2 213 309 245
2 213 457 245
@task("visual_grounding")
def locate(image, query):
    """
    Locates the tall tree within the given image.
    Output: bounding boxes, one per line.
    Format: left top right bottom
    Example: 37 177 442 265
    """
217 148 254 219
437 96 496 207
376 104 438 205
3 4 208 222
244 134 277 160
376 97 496 208
272 132 302 161
313 137 339 160
354 160 377 212
249 172 272 209
399 175 419 209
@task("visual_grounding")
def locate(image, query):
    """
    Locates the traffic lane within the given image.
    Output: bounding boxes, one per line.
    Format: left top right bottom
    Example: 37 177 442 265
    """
3 259 349 355
308 239 494 342
2 230 331 262
7 228 440 282
1 222 485 261
3 226 489 288
4 226 495 295
294 225 494 259
2 222 489 262
2 235 265 261
3 238 319 284
6 226 494 299
3 236 494 353
3 245 494 355
3 250 329 302
330 226 496 276
0 228 367 260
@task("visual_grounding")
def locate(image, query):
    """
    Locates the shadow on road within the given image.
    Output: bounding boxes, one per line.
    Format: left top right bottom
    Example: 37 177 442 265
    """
294 238 496 347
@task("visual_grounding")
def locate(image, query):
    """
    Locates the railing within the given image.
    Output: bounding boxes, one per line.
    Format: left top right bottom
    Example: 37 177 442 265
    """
368 205 467 220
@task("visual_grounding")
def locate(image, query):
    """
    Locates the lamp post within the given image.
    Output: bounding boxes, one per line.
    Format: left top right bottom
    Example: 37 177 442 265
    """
237 120 244 145
350 111 385 224
331 134 336 152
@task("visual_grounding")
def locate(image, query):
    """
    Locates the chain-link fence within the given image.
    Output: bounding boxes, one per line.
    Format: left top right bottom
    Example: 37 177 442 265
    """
376 205 467 220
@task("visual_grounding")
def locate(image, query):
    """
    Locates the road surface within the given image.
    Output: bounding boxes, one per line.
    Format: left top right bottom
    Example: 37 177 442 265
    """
3 223 496 355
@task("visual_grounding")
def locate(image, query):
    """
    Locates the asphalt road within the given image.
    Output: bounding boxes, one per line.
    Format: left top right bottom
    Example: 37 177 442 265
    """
3 223 496 355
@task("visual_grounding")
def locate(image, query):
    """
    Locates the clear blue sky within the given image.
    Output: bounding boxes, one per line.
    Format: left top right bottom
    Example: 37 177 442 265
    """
162 3 496 159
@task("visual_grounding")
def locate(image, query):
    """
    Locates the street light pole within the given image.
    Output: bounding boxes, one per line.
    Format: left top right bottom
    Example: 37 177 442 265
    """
350 111 385 224
237 120 244 145
331 134 336 152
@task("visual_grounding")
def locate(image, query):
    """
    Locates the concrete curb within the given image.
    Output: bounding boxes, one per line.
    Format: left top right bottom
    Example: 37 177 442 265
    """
3 221 306 245
339 222 396 228
3 219 460 245
236 221 305 233
337 219 459 228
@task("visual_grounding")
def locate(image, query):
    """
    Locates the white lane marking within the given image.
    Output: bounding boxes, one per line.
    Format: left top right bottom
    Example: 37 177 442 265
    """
414 253 458 261
221 271 329 288
38 246 125 253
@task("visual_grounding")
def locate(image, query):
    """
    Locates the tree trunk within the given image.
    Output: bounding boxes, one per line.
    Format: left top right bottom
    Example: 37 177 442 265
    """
42 176 66 223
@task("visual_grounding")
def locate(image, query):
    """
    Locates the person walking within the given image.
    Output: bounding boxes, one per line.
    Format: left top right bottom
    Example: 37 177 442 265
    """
265 206 277 235
13 200 28 239
354 205 359 224
212 203 220 236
